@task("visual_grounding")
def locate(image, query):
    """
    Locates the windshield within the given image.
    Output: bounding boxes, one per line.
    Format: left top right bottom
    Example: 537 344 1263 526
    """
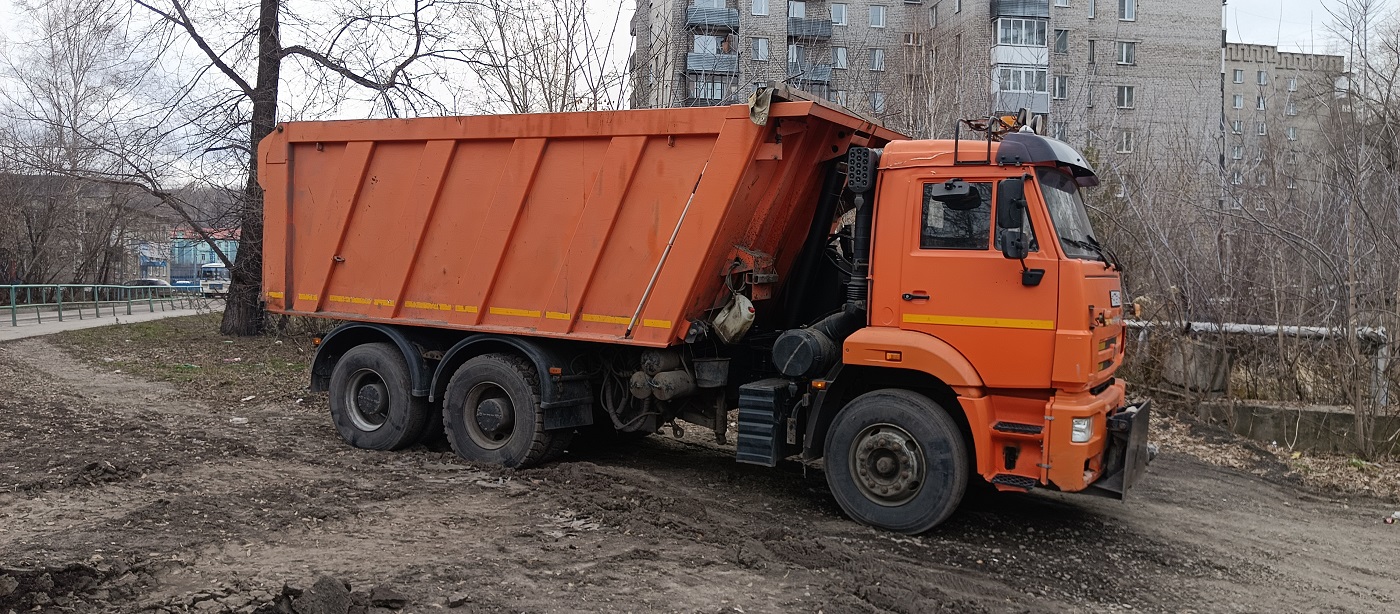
1036 167 1099 261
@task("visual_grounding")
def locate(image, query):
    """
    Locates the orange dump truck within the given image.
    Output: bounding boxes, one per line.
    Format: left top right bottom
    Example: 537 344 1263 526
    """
259 87 1150 533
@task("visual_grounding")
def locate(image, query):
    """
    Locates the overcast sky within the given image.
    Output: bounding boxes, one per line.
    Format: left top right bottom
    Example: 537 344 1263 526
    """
1225 0 1356 54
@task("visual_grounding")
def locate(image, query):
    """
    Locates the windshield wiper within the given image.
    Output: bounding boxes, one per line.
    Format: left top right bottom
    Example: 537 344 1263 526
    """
1062 237 1115 269
1084 235 1122 270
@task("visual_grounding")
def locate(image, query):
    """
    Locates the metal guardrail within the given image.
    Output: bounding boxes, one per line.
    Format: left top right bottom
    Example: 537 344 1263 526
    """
3 284 204 327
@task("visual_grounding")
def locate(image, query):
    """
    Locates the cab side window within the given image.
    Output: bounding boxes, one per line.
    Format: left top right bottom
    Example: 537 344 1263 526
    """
920 182 992 249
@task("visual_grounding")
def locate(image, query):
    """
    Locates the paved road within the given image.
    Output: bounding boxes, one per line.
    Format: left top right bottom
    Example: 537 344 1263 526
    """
0 303 221 342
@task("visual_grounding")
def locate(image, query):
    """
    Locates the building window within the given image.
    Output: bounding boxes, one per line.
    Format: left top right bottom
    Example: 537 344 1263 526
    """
1231 145 1243 160
1257 70 1268 85
1055 0 1069 6
1115 85 1134 108
832 3 847 25
928 5 937 27
835 90 849 106
870 48 886 71
1087 40 1096 64
752 38 770 61
788 43 804 64
1052 75 1069 99
694 35 722 54
1052 122 1068 139
1286 126 1297 140
1117 129 1134 153
1286 101 1297 115
1054 29 1069 53
1287 77 1298 91
752 0 769 15
998 18 1048 46
1256 121 1266 135
691 77 726 102
696 0 722 7
1287 177 1297 190
833 47 848 69
870 5 886 27
1088 0 1095 18
788 1 805 18
1257 96 1266 110
903 33 923 46
871 91 887 113
1119 0 1134 20
1231 171 1242 185
1232 94 1244 109
1233 69 1244 83
999 66 1048 92
955 0 961 12
1231 120 1242 134
1116 41 1135 65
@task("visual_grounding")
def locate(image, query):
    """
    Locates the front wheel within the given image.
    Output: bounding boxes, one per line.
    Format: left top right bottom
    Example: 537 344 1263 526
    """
824 389 968 534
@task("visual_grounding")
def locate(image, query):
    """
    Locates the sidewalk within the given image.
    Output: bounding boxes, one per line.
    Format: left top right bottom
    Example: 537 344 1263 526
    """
0 305 222 342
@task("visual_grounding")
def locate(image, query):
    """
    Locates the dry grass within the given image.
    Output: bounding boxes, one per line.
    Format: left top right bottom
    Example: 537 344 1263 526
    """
47 312 323 405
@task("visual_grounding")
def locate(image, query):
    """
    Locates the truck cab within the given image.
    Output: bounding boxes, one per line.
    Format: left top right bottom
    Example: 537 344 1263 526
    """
805 132 1149 532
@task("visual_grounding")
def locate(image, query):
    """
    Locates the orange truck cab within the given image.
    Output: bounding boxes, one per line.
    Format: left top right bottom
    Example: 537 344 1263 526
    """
260 89 1150 534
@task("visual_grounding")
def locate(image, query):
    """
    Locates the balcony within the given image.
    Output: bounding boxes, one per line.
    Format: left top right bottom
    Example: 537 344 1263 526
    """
990 0 1049 18
995 91 1050 114
992 45 1049 66
787 63 833 83
788 17 833 39
686 52 739 74
686 6 739 31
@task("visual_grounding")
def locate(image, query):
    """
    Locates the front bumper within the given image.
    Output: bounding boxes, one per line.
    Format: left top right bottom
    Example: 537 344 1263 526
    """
1087 400 1152 499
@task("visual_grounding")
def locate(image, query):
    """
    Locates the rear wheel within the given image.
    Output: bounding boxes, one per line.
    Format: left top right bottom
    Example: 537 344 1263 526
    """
824 389 968 534
328 342 431 450
442 353 571 468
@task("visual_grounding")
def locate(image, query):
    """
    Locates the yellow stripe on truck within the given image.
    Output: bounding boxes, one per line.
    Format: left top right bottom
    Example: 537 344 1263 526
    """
902 313 1054 331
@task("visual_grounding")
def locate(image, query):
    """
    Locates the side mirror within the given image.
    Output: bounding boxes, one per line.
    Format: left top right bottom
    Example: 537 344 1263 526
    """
999 228 1028 260
928 179 981 211
996 177 1026 229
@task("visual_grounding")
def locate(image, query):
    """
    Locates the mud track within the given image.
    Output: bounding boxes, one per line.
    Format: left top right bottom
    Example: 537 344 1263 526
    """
1 337 1395 613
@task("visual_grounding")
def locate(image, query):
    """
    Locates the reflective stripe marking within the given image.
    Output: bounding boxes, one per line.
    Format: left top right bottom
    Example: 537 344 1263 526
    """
297 293 318 301
266 291 285 299
489 307 541 318
643 319 673 329
902 313 1054 330
545 311 571 320
581 313 630 325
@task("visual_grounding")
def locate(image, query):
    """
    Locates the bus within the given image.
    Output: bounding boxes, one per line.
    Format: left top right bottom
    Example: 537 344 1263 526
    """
199 262 230 297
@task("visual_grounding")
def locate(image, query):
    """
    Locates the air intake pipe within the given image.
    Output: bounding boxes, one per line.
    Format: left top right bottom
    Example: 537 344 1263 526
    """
845 147 880 306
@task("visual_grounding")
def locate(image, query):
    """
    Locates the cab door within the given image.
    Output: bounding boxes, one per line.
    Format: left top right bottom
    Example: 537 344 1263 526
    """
869 171 1060 389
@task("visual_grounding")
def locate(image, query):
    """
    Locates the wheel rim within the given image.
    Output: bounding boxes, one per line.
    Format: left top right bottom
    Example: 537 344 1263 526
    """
347 368 390 432
849 423 924 506
463 382 516 450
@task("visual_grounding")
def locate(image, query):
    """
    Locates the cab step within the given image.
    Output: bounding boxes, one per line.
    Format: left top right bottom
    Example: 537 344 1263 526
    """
991 474 1038 491
993 421 1043 435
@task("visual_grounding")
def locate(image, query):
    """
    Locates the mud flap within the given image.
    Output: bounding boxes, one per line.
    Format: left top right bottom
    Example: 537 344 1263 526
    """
1087 400 1152 499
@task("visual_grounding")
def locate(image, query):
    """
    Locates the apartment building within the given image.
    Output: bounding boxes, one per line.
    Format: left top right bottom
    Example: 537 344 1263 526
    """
630 0 935 134
1221 43 1346 209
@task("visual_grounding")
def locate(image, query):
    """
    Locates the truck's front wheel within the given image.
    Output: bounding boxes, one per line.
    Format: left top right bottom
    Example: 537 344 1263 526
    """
328 342 431 450
442 354 571 468
824 389 968 533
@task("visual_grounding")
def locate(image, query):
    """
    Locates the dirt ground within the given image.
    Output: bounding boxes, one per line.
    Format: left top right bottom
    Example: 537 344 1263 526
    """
2 316 1398 614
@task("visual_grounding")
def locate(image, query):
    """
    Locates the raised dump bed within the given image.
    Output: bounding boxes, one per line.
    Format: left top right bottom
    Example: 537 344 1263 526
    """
259 98 902 347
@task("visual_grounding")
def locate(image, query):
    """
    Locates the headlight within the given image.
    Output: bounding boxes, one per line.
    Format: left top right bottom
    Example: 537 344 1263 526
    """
1071 417 1094 443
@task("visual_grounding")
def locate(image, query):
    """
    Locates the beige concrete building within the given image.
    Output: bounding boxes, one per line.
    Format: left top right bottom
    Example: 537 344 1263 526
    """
630 0 936 135
1221 43 1346 209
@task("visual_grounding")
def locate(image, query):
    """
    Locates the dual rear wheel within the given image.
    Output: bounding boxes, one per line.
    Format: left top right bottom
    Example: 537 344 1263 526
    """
328 347 568 468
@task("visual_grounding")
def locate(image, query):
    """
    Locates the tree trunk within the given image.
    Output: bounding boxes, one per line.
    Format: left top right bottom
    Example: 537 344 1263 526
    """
220 0 281 336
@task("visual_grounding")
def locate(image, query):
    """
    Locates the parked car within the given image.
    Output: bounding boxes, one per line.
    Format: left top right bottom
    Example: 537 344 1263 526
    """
122 278 174 298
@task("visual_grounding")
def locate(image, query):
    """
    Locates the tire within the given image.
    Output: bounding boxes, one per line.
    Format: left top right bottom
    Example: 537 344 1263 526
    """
328 342 432 451
442 353 572 468
824 389 969 534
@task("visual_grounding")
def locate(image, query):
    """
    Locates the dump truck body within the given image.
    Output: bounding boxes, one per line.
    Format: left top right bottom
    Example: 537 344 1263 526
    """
261 92 1150 534
260 102 900 346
